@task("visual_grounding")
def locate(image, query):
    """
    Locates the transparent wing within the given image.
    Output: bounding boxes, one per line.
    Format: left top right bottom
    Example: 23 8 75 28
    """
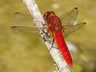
13 12 34 27
11 26 39 33
60 7 78 25
63 22 86 38
12 12 43 39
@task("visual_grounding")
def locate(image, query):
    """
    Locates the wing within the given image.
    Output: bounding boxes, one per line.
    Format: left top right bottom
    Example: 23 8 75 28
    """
12 12 40 33
11 26 39 33
60 7 78 25
63 22 86 38
13 12 34 27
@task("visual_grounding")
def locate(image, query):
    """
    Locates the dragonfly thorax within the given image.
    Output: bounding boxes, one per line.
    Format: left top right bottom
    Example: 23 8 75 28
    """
47 16 62 32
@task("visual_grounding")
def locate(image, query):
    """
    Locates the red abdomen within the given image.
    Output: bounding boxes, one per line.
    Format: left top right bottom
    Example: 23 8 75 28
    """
55 31 73 68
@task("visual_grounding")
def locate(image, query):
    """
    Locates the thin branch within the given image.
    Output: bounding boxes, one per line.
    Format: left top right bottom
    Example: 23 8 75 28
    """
23 0 71 72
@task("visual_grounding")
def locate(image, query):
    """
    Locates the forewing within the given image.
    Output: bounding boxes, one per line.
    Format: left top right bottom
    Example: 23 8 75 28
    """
60 7 78 25
63 22 86 38
13 12 34 27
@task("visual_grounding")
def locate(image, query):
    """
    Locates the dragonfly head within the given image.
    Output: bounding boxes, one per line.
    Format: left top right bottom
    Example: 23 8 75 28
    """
43 11 55 21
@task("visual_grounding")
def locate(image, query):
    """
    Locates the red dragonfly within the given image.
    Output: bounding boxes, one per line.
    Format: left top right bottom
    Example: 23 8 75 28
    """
11 7 86 68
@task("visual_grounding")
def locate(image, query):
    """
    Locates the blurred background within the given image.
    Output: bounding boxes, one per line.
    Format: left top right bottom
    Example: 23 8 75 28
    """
0 0 96 72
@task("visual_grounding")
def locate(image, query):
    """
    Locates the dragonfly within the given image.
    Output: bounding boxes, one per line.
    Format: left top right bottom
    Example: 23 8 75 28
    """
11 7 86 69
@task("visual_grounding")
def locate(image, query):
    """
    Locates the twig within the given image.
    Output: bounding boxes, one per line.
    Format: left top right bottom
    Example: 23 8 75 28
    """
23 0 71 72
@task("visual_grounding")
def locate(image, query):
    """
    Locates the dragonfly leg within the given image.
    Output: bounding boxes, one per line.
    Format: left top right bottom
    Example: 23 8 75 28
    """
51 39 54 48
48 39 54 51
42 28 51 39
49 39 58 51
42 29 58 51
44 31 50 38
42 23 51 38
49 39 54 51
